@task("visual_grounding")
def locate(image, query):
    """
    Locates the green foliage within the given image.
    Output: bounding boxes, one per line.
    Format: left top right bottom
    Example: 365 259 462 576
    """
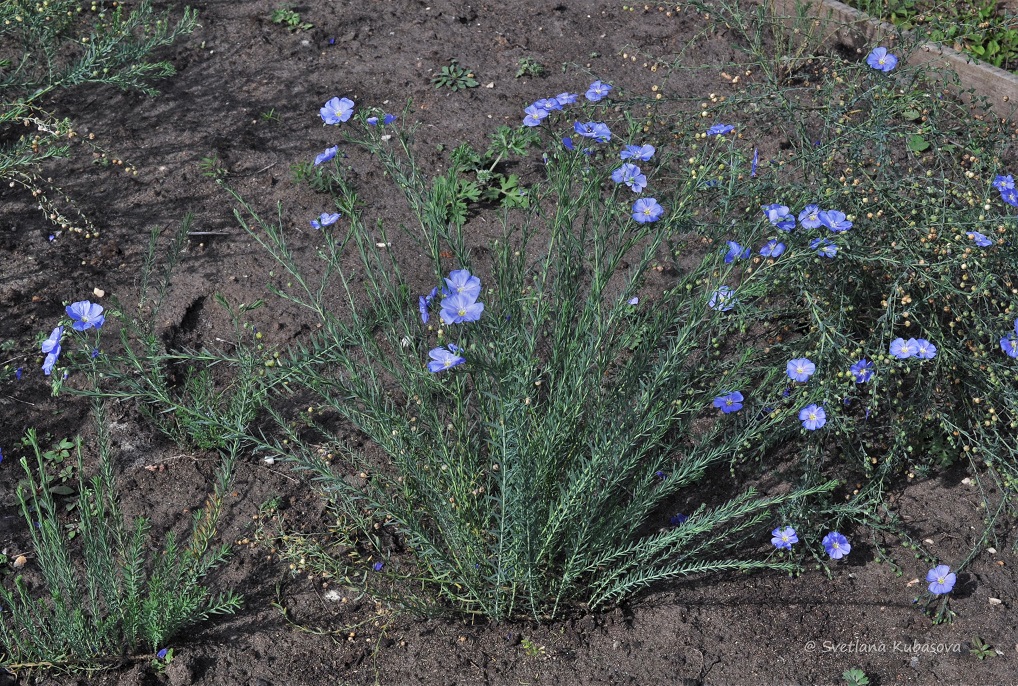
198 154 228 181
842 668 870 686
515 56 546 78
0 0 197 232
690 0 1018 541
969 636 995 659
849 0 1018 70
431 59 479 91
59 217 270 454
0 410 240 674
269 5 312 32
215 107 836 620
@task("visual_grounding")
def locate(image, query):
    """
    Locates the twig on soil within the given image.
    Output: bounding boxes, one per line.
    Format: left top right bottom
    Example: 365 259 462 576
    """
2 395 35 406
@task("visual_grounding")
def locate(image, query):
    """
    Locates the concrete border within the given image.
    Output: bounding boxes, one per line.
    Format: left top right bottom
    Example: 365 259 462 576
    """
765 0 1018 118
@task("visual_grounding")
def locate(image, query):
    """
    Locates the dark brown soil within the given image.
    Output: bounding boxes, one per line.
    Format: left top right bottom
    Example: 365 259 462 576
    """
1 1 1016 684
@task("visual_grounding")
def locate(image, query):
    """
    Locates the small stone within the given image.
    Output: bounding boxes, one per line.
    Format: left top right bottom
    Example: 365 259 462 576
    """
988 597 1002 606
987 547 997 554
93 287 105 297
13 555 27 569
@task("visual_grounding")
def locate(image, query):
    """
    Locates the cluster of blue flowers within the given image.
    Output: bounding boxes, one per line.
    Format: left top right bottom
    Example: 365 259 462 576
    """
711 349 875 433
889 337 937 360
312 97 397 228
521 80 668 225
38 300 105 376
992 174 1018 207
420 269 485 373
769 526 850 560
772 526 956 594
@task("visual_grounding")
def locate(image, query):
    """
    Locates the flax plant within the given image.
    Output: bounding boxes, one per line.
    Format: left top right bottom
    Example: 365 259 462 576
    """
227 114 834 619
0 400 240 674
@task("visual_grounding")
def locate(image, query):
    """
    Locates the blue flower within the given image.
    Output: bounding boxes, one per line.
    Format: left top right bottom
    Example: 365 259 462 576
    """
763 204 795 231
926 565 956 595
810 238 837 258
444 269 482 301
632 197 663 223
713 391 744 413
799 404 826 430
419 295 431 324
574 121 611 142
797 205 822 229
670 513 688 526
850 359 875 383
706 123 735 136
724 241 750 263
66 301 105 331
0 447 3 465
15 367 23 380
320 97 355 124
366 116 379 126
440 293 485 325
555 92 579 106
819 209 852 232
628 296 639 305
589 122 611 142
427 346 466 373
786 358 816 382
708 286 736 311
620 144 655 161
750 148 759 177
771 526 798 550
866 47 898 72
156 648 169 660
1001 334 1018 358
890 337 916 359
314 146 338 166
534 98 562 112
523 104 549 127
914 338 937 359
562 137 575 151
992 174 1014 191
372 561 385 571
310 212 341 230
611 163 647 192
968 231 993 247
823 531 851 559
585 80 612 102
1001 187 1018 207
41 326 63 376
760 240 786 258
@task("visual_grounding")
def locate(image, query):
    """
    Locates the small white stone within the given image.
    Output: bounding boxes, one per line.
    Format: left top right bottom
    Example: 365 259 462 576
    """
987 547 997 554
262 456 275 465
93 287 105 298
989 597 1003 606
324 589 343 602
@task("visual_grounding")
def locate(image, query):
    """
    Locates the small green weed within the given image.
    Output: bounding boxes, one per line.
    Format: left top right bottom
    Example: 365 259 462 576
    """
198 154 228 180
259 108 281 123
515 56 546 78
519 637 546 658
842 667 870 686
270 5 313 32
969 636 995 659
431 59 479 91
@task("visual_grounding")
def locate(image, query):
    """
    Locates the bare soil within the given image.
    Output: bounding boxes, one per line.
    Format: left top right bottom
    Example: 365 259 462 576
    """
1 1 1015 684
